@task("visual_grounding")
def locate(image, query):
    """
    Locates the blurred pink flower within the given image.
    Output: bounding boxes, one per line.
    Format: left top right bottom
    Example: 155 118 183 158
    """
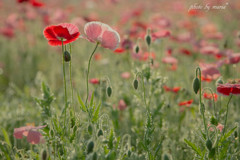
14 125 46 144
118 99 127 111
121 72 131 79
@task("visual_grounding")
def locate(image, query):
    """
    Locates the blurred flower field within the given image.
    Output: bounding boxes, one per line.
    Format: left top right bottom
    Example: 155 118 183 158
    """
0 0 240 159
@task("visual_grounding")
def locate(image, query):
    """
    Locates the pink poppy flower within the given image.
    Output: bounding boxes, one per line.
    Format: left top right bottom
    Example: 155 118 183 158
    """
14 125 46 144
121 72 131 79
208 123 224 132
225 53 240 64
162 56 178 65
199 45 220 55
43 23 80 46
84 21 120 50
199 63 221 82
152 30 171 40
118 99 127 111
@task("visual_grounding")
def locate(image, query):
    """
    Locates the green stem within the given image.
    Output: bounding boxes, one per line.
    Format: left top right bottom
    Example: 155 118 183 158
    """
62 40 68 129
202 87 217 117
69 44 73 104
141 74 148 111
196 67 208 138
223 94 233 135
85 42 99 106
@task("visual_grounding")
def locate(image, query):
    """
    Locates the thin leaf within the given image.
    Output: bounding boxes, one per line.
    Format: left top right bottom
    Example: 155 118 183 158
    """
92 102 101 123
184 139 202 157
77 92 87 112
1 128 12 148
219 126 237 144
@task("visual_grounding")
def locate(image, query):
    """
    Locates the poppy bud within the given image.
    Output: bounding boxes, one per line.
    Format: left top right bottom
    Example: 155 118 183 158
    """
163 154 170 160
208 147 215 158
64 51 71 62
92 152 98 160
216 78 223 85
134 45 139 54
88 124 93 135
200 103 205 115
87 141 94 154
210 116 218 126
41 150 47 160
97 129 103 137
223 40 228 49
193 77 200 94
206 139 212 150
127 150 131 157
145 28 151 47
133 79 138 90
107 86 112 97
234 131 238 139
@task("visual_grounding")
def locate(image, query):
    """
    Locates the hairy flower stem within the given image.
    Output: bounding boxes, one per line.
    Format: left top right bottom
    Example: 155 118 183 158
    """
85 42 99 106
69 44 73 104
62 40 68 129
202 87 217 117
223 94 233 135
196 67 208 139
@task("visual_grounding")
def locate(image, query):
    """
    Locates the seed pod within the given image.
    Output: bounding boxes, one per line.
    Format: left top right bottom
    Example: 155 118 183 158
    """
107 86 112 97
97 129 103 137
193 77 200 94
206 139 212 150
133 79 138 90
87 141 94 154
88 125 93 135
41 150 47 160
64 51 71 62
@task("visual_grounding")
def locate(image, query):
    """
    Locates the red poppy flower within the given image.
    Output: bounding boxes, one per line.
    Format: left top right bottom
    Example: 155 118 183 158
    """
163 85 180 93
217 83 240 96
43 23 80 46
30 0 44 7
178 99 193 107
203 93 218 101
89 78 100 85
180 48 192 56
142 52 156 61
114 48 125 54
17 0 29 3
200 63 221 82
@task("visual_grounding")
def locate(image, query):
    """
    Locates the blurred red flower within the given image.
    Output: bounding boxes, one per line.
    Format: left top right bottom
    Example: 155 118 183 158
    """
178 99 193 107
163 85 180 93
203 92 218 101
217 83 240 96
43 23 80 46
89 78 100 85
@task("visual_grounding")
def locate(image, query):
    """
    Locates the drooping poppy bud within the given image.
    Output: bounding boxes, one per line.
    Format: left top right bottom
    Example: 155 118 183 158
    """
133 79 138 90
193 77 200 94
107 86 112 97
145 28 151 47
206 139 212 150
97 129 103 137
87 141 94 154
64 51 71 62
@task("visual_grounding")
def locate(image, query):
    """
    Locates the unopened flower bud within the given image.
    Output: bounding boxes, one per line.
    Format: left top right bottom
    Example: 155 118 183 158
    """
133 79 138 90
107 86 112 97
97 129 103 137
64 51 71 62
87 141 94 154
134 45 140 54
206 139 212 150
193 77 200 94
88 124 93 135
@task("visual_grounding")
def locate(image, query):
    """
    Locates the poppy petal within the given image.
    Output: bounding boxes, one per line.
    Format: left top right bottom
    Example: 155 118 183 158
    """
101 30 120 50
